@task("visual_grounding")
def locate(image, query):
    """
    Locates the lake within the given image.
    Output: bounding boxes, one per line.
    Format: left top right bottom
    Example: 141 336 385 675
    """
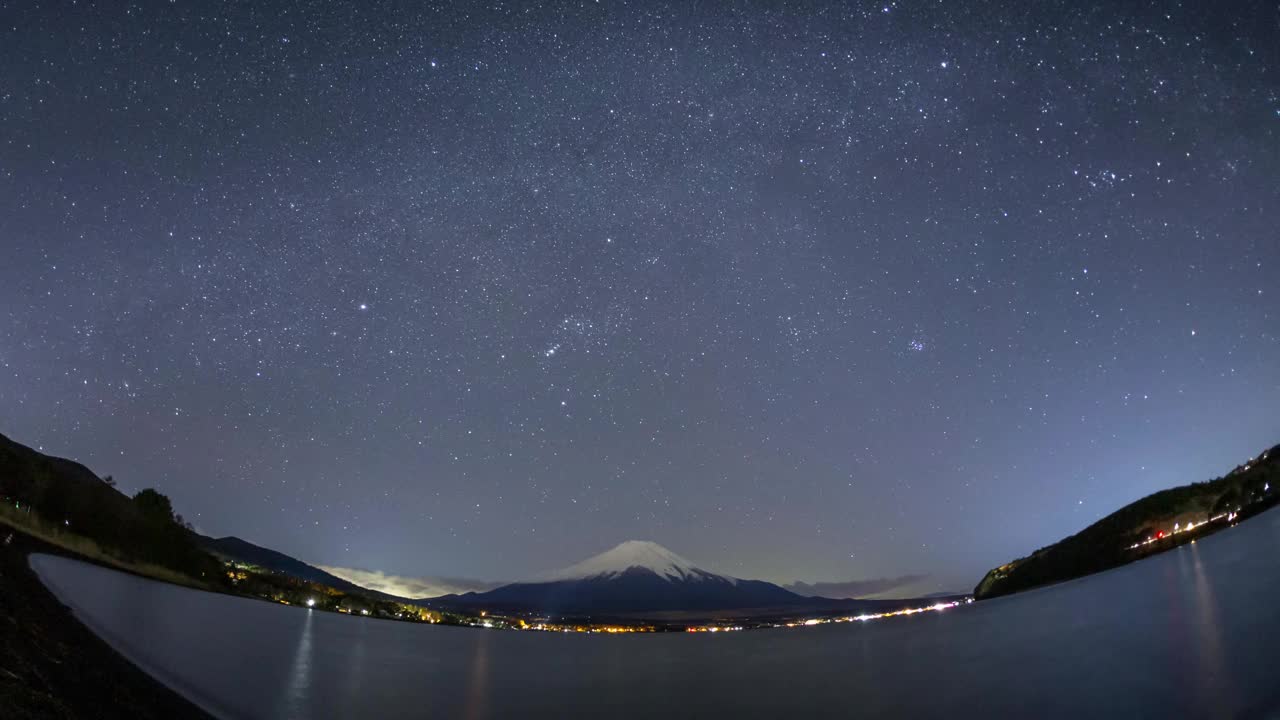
32 508 1280 719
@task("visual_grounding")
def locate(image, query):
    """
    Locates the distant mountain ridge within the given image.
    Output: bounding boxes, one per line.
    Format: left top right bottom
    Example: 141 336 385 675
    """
426 540 815 614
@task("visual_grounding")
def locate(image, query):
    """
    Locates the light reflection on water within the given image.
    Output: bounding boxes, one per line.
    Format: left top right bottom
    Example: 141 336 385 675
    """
465 631 490 720
1187 541 1231 708
30 508 1280 720
277 607 314 720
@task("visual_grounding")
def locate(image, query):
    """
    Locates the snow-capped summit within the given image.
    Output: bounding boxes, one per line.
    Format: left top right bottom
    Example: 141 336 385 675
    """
425 540 813 614
548 540 712 582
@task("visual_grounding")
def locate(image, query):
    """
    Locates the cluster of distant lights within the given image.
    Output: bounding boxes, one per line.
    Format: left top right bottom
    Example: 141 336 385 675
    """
451 599 977 634
510 622 650 634
685 599 974 633
1125 467 1269 551
294 597 978 634
1127 510 1240 550
301 597 395 618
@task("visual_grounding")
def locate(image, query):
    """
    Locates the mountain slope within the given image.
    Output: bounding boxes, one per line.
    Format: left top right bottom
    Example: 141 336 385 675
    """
198 535 408 602
974 443 1279 599
1 432 138 538
427 540 809 614
0 432 220 577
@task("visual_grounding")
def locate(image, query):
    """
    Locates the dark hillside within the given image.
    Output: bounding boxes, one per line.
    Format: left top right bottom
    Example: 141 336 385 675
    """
0 432 220 579
975 444 1279 599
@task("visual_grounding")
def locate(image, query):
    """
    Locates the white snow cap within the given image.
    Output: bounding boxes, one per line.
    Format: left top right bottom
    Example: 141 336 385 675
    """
549 540 717 582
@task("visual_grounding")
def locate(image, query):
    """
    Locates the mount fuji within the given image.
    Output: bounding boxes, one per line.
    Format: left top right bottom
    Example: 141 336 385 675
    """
424 540 814 614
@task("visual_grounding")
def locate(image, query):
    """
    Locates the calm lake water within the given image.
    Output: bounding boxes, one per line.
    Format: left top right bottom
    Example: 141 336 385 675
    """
32 509 1280 719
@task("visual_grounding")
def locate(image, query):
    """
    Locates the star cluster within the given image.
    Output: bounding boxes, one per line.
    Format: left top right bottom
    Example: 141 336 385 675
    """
1 1 1276 589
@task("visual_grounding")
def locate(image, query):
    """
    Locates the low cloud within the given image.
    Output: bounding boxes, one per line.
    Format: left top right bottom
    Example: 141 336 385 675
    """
784 575 933 599
319 566 504 600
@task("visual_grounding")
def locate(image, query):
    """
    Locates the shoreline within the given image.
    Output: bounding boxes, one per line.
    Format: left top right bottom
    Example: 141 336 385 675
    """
0 528 213 720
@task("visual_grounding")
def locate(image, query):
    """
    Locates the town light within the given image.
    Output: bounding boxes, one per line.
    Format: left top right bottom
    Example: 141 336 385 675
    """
306 598 316 608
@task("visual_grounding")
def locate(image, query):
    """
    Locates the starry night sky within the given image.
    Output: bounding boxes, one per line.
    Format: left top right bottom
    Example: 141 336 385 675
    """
2 1 1277 594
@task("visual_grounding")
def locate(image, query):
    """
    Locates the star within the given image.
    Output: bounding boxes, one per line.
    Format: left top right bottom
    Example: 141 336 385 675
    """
4 0 1274 596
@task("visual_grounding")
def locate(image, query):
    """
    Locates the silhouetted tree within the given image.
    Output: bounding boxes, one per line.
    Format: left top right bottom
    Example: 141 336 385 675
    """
133 489 175 524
